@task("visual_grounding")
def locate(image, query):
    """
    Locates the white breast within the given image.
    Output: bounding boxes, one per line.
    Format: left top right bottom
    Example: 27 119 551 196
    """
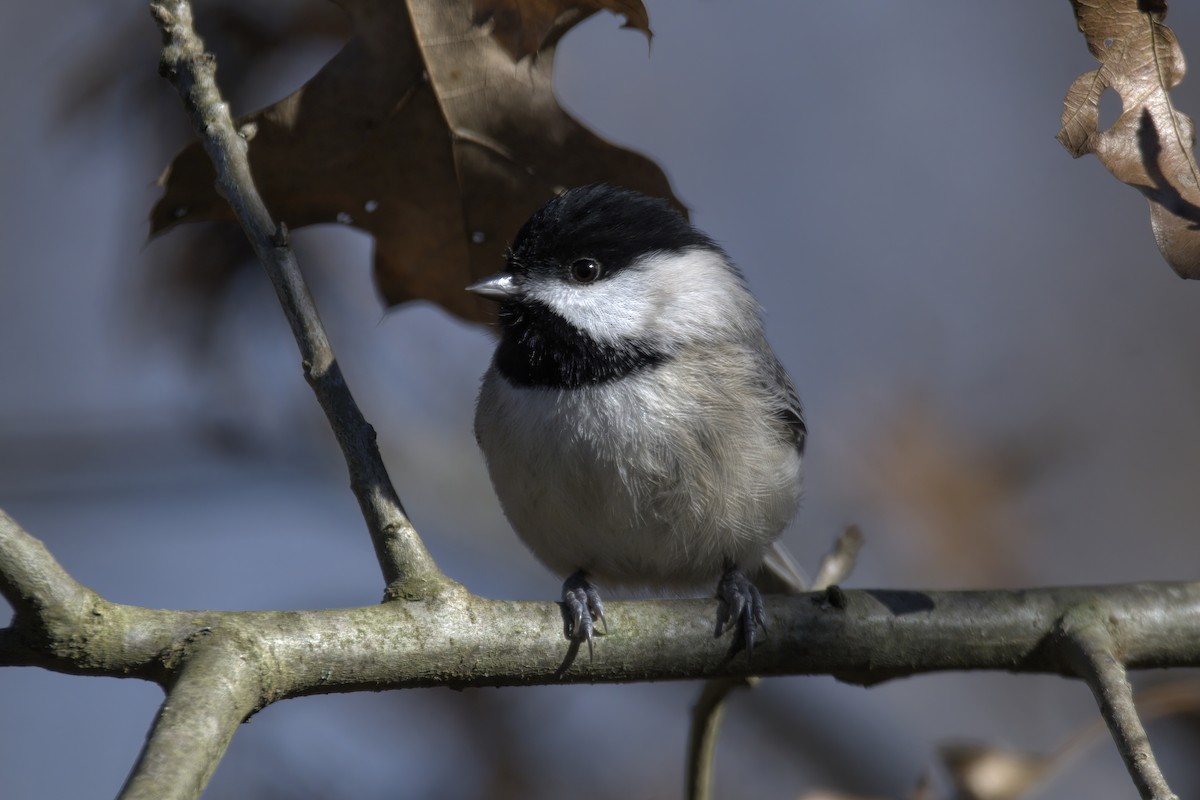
474 350 802 590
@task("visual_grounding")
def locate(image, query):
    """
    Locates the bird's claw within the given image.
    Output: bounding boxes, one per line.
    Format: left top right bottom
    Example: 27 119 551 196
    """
562 571 606 657
716 566 766 657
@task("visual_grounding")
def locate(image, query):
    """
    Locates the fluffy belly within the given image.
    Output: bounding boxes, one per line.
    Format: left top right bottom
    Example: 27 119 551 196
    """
475 365 801 589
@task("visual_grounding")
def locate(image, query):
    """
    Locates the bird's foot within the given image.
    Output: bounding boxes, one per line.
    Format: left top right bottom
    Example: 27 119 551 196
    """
716 565 766 657
561 571 607 657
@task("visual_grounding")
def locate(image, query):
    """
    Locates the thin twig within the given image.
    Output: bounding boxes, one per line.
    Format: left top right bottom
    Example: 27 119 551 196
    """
686 676 758 800
149 0 443 599
118 636 262 800
1060 611 1180 800
685 528 866 800
0 507 94 621
939 679 1200 800
0 510 197 679
811 525 864 592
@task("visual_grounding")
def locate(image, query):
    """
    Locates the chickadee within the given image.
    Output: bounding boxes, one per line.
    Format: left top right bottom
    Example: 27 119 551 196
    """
469 184 806 656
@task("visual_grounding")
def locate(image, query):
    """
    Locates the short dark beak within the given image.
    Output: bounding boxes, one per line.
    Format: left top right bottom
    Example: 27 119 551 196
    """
466 273 521 301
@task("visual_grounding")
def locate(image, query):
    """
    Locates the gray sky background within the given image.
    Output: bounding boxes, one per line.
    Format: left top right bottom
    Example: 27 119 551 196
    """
3 2 1200 798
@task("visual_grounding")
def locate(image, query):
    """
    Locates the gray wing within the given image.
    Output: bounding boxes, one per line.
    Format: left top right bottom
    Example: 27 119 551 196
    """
757 352 807 596
764 350 806 456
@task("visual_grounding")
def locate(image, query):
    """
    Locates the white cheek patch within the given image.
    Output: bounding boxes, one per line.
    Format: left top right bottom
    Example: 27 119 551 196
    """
526 248 760 347
529 269 655 344
638 249 760 344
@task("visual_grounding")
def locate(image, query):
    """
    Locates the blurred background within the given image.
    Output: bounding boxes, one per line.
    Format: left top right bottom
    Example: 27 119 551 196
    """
3 1 1200 798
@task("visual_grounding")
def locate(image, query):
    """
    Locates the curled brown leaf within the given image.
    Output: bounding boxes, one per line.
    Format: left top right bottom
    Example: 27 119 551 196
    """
472 0 651 61
152 0 679 323
1059 0 1200 279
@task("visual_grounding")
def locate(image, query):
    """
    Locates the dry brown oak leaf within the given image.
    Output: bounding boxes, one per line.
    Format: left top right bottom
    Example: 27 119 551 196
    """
475 0 650 60
151 0 681 323
1059 0 1200 279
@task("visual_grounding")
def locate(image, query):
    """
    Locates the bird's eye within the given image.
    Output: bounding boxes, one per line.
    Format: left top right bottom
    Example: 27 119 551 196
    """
570 258 602 284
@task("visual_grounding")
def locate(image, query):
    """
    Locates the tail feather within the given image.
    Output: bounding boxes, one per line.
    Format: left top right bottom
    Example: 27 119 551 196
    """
757 540 808 594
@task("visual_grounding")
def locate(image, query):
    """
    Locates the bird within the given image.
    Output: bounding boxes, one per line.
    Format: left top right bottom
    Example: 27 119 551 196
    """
468 184 806 656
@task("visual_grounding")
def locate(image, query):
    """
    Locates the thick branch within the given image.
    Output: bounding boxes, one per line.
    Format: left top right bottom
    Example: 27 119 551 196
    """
13 583 1199 689
149 0 442 599
5 513 1199 688
4 512 1199 799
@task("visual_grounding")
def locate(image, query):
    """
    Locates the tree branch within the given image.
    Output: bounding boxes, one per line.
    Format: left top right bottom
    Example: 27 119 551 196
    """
0 4 1160 800
3 511 1199 688
0 507 94 616
0 508 177 679
149 0 444 600
686 526 865 800
1060 612 1180 800
3 510 1199 797
686 676 756 800
119 637 261 800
